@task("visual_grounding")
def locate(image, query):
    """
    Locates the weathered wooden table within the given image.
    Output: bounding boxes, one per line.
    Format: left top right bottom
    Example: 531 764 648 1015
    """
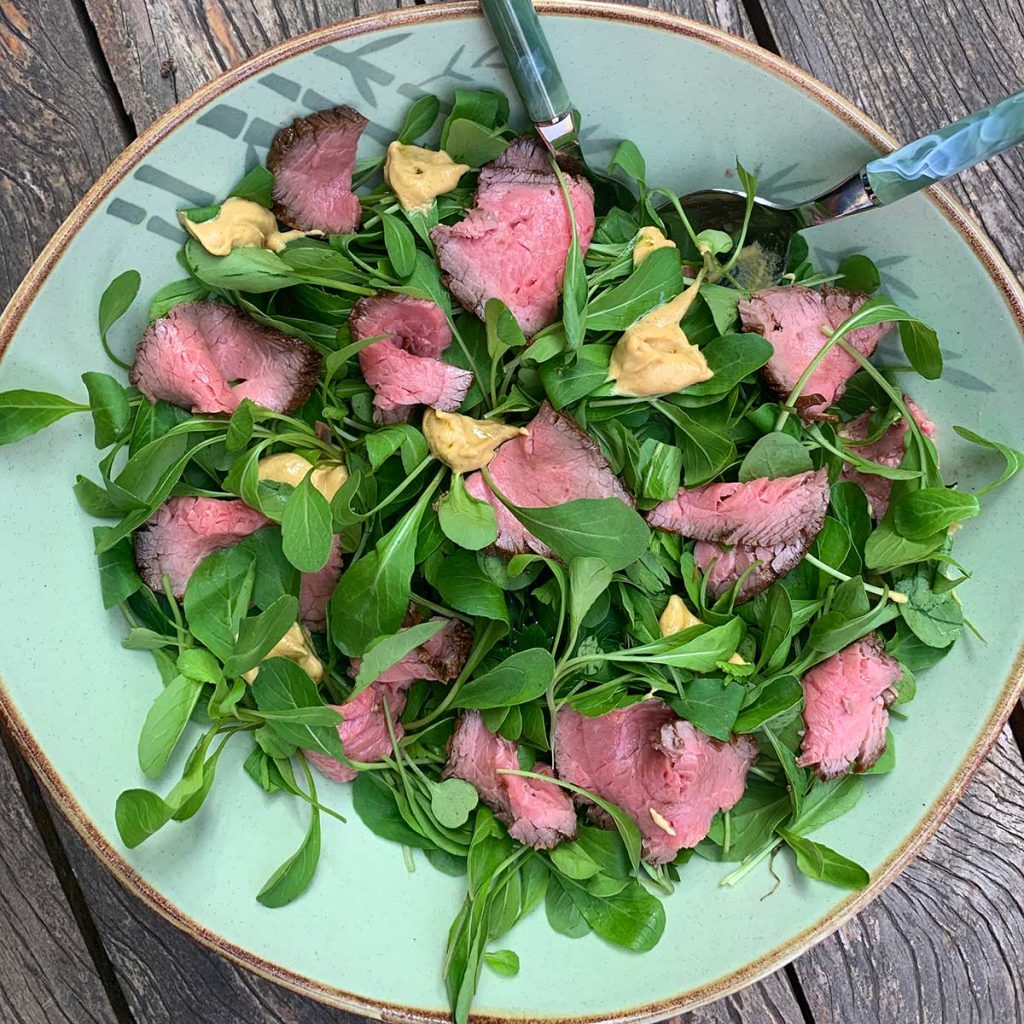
2 1 1023 1021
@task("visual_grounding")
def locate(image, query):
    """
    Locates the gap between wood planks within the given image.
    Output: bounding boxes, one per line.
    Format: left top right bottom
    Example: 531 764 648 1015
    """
0 724 137 1024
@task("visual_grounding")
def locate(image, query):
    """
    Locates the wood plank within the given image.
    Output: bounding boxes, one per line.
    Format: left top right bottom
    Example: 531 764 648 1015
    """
792 726 1024 1023
45 809 371 1024
0 735 121 1024
83 0 753 130
760 0 1024 283
46 788 805 1024
0 0 130 305
758 3 1024 1015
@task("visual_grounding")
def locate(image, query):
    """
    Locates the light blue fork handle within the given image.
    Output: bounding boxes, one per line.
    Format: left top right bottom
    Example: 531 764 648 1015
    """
479 0 572 126
864 87 1024 206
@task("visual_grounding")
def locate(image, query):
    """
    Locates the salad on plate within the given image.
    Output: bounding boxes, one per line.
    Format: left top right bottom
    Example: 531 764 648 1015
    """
1 88 1020 1022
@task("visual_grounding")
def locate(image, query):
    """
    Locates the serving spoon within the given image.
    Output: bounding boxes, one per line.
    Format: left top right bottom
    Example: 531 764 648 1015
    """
480 0 1024 269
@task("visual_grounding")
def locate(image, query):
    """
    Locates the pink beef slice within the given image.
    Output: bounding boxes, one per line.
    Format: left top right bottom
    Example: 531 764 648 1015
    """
305 681 408 783
649 469 829 605
267 105 367 234
348 617 473 686
739 285 890 419
350 293 453 359
130 301 321 415
299 537 343 632
445 711 577 849
555 700 757 864
350 293 471 421
307 617 472 781
133 496 271 597
797 634 903 779
464 401 631 557
840 397 936 519
694 538 810 604
430 138 597 336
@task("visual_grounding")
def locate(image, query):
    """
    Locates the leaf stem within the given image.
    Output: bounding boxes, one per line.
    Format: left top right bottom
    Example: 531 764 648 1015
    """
803 553 907 603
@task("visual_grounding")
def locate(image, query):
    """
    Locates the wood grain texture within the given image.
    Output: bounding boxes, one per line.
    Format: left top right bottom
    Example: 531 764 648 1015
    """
0 743 120 1024
83 0 753 131
792 727 1024 1024
760 0 1024 283
44 791 807 1024
0 0 130 305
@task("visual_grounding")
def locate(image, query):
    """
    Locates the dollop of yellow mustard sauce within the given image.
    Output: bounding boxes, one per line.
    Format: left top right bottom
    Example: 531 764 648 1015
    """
607 278 712 397
633 225 677 266
179 196 310 256
423 409 527 474
242 623 324 684
659 595 746 665
384 142 471 213
257 453 348 503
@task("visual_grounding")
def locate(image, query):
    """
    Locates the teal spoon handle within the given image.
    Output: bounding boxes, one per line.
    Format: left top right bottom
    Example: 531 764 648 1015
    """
478 0 571 125
865 88 1024 206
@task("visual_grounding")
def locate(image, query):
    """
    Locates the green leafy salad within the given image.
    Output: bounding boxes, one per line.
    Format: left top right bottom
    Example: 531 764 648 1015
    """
1 88 1020 1022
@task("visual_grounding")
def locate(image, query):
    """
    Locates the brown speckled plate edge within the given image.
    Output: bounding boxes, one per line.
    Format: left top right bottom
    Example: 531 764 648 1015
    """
1 4 1022 1022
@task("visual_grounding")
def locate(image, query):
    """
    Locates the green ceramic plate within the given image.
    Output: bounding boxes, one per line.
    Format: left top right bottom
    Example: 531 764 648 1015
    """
1 3 1022 1020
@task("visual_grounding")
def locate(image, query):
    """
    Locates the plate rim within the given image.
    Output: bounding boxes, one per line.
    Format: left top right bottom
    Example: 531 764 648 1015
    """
1 2 1022 1021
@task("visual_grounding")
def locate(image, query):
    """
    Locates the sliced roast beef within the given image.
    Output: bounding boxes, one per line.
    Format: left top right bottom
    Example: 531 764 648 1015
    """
445 711 577 849
130 301 321 415
358 338 472 422
650 470 828 605
431 138 597 336
267 105 367 235
134 496 271 597
349 293 453 359
797 634 903 779
555 700 756 864
306 616 470 781
739 285 890 419
464 401 631 557
299 537 342 632
648 469 829 546
349 293 471 422
694 538 811 603
841 397 936 518
304 681 407 783
347 617 473 686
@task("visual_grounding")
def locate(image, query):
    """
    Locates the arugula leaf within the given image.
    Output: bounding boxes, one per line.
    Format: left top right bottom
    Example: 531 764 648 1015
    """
98 269 140 368
738 432 812 482
330 477 438 656
82 372 131 448
893 487 979 539
491 488 650 572
568 557 613 640
672 676 744 740
281 472 334 572
137 675 203 778
251 659 344 759
257 802 322 907
435 551 510 622
183 546 256 661
586 247 683 331
438 475 499 551
734 675 802 733
0 389 88 446
557 877 665 951
381 211 417 278
230 165 275 206
398 94 441 143
453 649 555 709
778 828 870 889
222 594 299 677
352 619 447 693
953 425 1024 496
